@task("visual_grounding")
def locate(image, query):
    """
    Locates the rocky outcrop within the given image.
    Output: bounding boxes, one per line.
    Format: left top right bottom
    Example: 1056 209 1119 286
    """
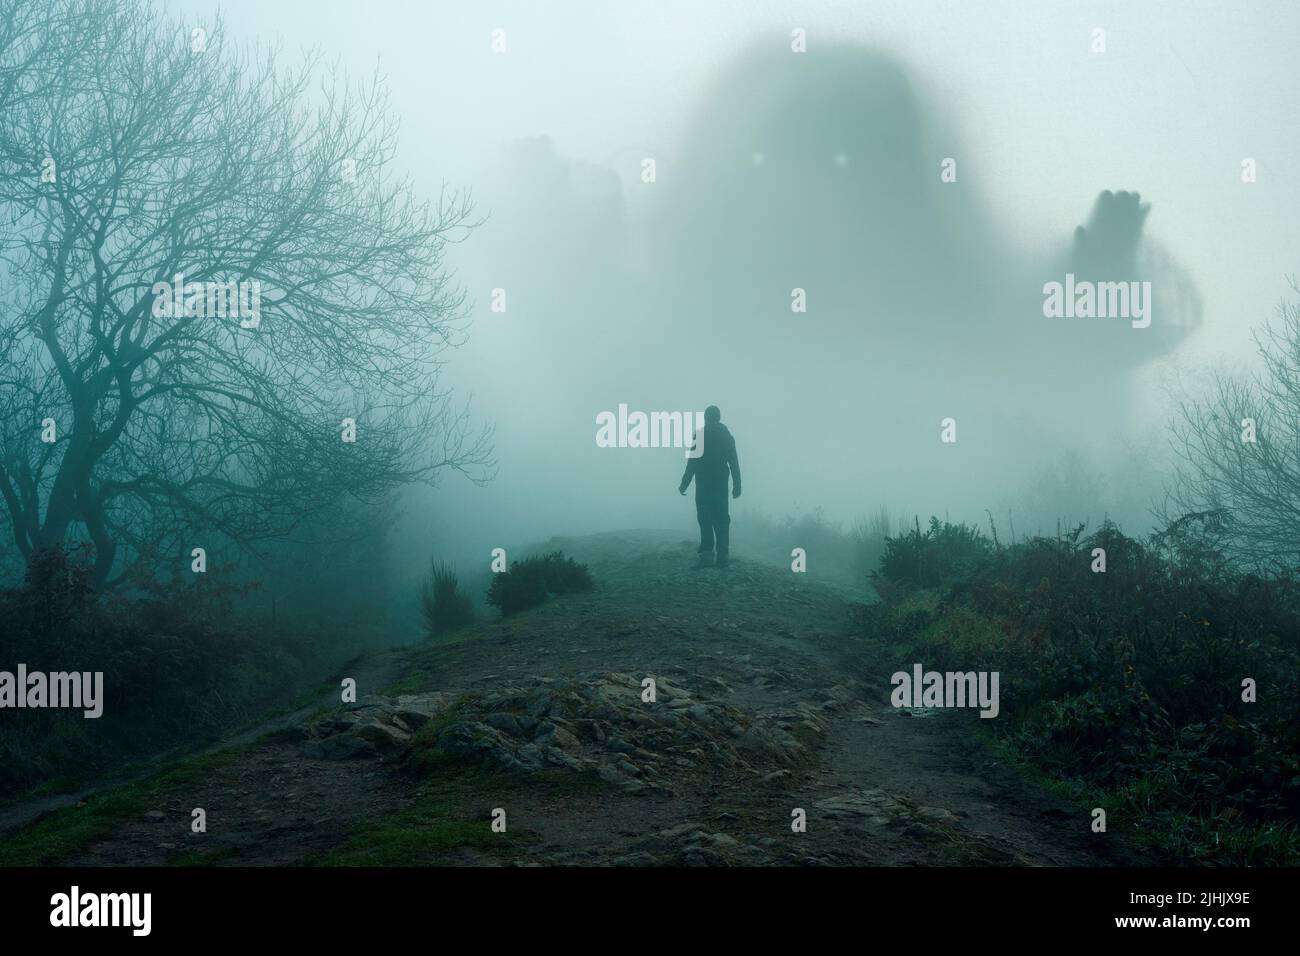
295 672 865 793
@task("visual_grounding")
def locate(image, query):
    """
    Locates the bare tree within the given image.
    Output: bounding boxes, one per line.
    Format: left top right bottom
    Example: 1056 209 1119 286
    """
1163 280 1300 571
0 0 492 588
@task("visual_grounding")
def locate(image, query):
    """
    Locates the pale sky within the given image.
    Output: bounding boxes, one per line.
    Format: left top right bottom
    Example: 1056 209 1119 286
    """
160 0 1300 557
168 0 1300 367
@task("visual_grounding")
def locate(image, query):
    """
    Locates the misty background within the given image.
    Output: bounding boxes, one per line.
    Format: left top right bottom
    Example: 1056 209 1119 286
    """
2 0 1298 868
167 0 1300 602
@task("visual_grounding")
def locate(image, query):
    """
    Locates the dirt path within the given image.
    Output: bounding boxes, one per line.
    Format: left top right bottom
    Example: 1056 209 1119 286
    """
10 529 1134 866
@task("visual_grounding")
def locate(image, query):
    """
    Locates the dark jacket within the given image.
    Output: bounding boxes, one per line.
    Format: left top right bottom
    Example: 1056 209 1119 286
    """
679 421 741 493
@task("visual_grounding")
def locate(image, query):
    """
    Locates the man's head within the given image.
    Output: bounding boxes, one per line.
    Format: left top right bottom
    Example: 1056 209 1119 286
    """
704 405 721 424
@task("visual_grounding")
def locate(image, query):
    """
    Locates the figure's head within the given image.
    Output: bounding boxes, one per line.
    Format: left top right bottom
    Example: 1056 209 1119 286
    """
704 405 721 424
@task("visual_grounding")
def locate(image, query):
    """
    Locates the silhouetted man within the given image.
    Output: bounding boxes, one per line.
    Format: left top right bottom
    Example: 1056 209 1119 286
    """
679 405 741 568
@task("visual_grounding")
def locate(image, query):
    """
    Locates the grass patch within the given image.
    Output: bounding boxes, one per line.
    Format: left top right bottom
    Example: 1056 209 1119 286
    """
28 777 82 798
0 748 244 867
317 802 503 865
311 764 602 866
312 770 519 866
983 729 1300 865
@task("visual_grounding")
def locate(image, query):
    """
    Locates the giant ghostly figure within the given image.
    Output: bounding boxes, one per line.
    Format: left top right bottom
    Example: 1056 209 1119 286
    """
649 44 1202 435
469 41 1204 521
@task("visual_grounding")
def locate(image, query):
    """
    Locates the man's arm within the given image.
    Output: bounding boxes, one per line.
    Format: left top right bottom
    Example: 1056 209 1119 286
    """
729 435 742 498
679 456 697 495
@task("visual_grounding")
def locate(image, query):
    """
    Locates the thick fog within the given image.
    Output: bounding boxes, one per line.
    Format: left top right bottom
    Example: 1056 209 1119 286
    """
170 0 1300 578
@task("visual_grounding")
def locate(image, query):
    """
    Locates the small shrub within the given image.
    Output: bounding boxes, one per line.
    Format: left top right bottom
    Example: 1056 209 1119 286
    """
420 560 475 638
879 516 991 589
487 551 593 617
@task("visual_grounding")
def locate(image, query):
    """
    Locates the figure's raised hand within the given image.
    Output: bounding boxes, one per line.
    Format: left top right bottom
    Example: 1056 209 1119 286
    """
1071 190 1150 277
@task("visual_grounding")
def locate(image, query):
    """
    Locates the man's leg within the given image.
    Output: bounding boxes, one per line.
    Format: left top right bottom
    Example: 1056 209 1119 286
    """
714 487 731 565
695 490 715 556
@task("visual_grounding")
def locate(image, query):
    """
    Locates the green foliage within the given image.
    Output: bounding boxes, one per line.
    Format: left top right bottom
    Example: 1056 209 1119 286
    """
0 546 373 797
420 560 475 638
866 517 1300 864
0 748 244 866
486 551 593 617
319 802 501 865
878 516 992 589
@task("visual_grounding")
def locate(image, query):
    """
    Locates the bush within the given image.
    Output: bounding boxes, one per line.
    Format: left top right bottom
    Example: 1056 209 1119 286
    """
877 516 991 589
420 561 475 638
865 516 1300 863
0 546 383 798
486 551 593 617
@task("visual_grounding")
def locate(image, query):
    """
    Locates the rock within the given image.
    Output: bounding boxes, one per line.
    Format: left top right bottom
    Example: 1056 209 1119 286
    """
526 689 554 718
654 678 691 700
596 763 644 790
569 718 604 742
515 744 545 769
352 720 410 751
916 806 958 825
551 728 582 749
815 788 901 829
433 722 526 770
735 723 804 765
302 735 378 760
534 722 580 750
544 748 587 771
394 709 432 730
145 810 165 822
485 712 524 736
